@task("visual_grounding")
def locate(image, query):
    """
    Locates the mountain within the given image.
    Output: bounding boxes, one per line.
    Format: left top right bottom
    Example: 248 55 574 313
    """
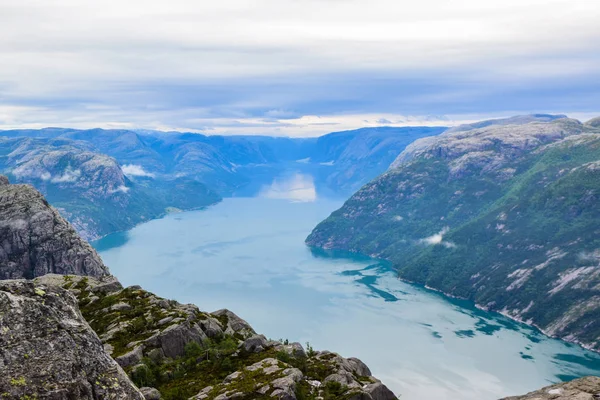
309 126 447 193
0 176 108 279
0 174 397 400
0 138 220 240
307 115 600 351
0 126 445 196
0 126 443 239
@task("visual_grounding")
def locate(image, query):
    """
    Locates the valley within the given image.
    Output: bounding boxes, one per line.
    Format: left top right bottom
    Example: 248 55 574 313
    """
0 126 443 240
93 179 600 400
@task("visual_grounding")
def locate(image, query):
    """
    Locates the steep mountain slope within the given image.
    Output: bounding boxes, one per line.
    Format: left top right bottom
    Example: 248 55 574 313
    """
309 126 446 193
0 138 220 240
0 176 108 279
307 116 600 350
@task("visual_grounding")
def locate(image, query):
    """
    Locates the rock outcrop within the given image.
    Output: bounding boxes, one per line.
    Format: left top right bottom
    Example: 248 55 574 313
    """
0 176 108 279
35 273 398 400
0 279 144 399
501 376 600 400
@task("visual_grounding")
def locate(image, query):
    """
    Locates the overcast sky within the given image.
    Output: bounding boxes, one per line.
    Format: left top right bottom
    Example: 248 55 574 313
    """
1 0 599 136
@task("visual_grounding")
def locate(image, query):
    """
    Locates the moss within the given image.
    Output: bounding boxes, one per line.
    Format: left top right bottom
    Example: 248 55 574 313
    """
34 288 45 296
10 377 27 386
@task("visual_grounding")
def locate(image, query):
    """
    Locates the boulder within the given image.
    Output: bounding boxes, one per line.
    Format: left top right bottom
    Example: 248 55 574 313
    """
115 344 144 368
0 279 143 399
212 309 256 338
241 334 268 352
140 387 161 400
145 321 208 358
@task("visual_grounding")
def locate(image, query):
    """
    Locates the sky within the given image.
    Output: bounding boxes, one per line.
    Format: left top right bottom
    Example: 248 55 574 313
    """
1 0 599 136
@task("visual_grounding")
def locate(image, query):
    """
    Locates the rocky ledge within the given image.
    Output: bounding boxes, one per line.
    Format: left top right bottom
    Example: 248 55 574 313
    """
33 273 398 400
0 279 144 399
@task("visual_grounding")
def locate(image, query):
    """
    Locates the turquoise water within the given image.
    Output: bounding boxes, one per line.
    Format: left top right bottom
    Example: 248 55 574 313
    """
94 175 600 400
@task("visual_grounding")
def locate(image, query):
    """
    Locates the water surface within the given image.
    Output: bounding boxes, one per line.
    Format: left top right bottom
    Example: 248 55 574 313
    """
94 176 600 400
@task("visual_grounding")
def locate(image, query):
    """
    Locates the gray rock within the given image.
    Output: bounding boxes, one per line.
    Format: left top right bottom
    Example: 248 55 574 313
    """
190 385 213 400
276 342 307 358
115 345 144 368
211 309 256 338
199 316 224 337
111 301 132 311
145 321 208 358
324 370 361 388
364 382 398 400
89 275 124 294
0 180 109 279
0 279 144 399
241 334 268 352
347 357 372 377
140 387 162 400
501 376 600 399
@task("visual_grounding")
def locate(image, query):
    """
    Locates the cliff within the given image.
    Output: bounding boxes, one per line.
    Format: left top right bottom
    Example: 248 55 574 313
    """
0 176 108 279
307 115 600 351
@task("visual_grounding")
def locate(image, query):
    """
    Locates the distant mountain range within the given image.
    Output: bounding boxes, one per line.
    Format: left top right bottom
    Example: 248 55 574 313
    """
0 126 444 239
307 115 600 351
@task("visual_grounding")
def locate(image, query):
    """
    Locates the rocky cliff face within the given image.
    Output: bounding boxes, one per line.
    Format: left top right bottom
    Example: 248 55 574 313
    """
0 279 144 399
0 176 108 279
307 115 600 351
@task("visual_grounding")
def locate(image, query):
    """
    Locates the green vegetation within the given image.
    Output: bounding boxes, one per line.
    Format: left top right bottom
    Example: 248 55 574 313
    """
56 276 376 400
308 126 600 349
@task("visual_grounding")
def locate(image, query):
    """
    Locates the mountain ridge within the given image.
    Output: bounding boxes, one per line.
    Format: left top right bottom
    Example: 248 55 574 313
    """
306 115 600 352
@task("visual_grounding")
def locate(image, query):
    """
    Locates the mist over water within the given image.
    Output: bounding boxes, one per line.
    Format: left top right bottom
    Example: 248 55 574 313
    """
94 173 600 400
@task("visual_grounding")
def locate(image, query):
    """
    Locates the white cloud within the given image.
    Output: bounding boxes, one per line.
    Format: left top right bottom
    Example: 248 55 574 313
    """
0 0 598 134
112 185 130 194
122 164 155 178
419 227 456 248
51 167 81 183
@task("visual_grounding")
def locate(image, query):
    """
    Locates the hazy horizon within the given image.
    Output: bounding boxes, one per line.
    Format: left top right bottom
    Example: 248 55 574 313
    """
1 0 599 137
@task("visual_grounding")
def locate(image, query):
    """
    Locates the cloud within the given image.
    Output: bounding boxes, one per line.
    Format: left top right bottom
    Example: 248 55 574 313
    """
419 227 456 248
109 185 130 194
122 164 155 178
0 0 599 135
51 167 81 183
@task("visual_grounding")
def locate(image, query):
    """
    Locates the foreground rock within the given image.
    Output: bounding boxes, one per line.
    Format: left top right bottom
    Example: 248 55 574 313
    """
0 176 108 279
190 352 396 400
0 279 143 399
36 273 398 400
501 376 600 399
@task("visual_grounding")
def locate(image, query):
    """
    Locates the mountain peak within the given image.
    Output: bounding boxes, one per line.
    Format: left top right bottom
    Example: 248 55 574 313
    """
0 179 109 279
585 116 600 128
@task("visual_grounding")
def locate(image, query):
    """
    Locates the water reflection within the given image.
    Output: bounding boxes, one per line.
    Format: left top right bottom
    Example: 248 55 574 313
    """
259 173 317 202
